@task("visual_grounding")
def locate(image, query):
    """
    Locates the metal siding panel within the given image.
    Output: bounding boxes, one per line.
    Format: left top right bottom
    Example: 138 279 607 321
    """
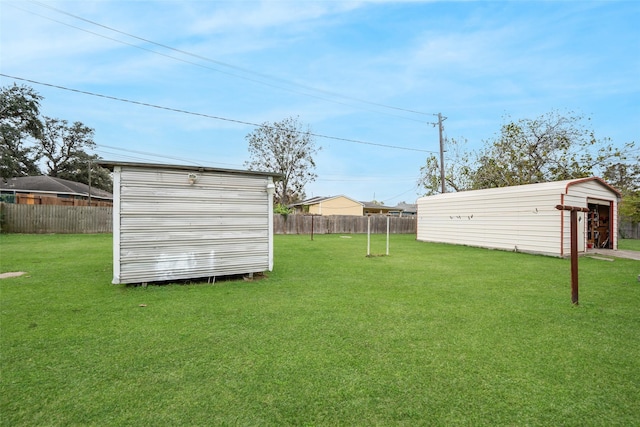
417 184 564 256
115 166 271 284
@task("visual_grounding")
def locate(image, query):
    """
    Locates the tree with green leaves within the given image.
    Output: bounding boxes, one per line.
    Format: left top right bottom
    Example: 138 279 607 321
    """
0 84 43 179
603 157 640 226
418 111 634 195
417 138 475 195
471 111 632 188
39 117 113 192
0 84 112 191
244 116 320 206
40 117 95 176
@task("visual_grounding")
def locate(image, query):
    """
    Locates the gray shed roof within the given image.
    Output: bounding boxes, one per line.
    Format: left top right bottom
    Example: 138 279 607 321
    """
97 160 283 179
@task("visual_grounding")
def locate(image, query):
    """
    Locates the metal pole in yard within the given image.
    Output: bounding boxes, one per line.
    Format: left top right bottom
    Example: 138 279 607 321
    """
555 204 590 305
367 216 371 256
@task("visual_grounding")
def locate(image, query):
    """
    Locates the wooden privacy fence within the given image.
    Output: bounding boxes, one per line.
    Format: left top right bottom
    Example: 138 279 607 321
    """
0 205 417 235
0 203 112 234
274 214 416 235
619 221 639 239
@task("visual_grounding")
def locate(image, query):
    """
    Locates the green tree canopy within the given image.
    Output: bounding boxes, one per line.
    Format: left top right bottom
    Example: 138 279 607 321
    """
0 84 112 191
418 111 635 195
0 84 43 179
472 111 631 189
604 157 640 224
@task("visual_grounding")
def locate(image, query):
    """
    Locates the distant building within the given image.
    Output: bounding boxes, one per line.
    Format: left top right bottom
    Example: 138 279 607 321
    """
0 176 113 206
290 195 364 216
290 195 412 217
361 201 397 216
390 202 417 217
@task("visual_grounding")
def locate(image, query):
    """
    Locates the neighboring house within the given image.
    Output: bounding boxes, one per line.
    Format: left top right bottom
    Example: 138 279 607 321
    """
416 177 620 257
0 176 113 206
99 161 281 285
290 195 364 216
389 202 417 217
361 201 397 216
290 195 412 217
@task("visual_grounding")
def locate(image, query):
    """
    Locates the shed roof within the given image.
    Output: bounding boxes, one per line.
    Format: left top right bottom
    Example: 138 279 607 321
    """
97 160 283 179
0 176 113 200
417 177 621 201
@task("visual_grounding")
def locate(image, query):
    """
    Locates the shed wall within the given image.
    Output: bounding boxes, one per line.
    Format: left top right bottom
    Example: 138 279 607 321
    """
417 186 562 255
113 166 272 284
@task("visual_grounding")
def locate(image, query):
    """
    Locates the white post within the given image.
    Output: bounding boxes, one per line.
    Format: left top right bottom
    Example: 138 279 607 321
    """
266 177 276 271
386 216 390 256
111 166 121 284
367 216 371 256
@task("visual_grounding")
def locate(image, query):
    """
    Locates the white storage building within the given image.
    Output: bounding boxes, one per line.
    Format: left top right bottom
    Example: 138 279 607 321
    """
100 161 281 284
416 177 621 257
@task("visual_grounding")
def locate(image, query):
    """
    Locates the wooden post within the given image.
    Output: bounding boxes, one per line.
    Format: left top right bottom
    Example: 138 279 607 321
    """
555 205 590 305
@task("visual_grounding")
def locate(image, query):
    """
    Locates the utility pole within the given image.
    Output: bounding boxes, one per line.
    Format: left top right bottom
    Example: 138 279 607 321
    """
437 113 446 194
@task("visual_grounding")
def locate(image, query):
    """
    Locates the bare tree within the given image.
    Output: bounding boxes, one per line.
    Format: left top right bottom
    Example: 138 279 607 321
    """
245 116 320 206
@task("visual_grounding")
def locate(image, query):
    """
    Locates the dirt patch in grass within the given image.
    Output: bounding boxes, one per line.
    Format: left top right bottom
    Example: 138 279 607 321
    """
0 272 27 279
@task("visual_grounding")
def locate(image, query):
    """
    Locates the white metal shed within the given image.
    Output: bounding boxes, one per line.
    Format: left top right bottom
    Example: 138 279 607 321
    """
416 177 621 257
100 161 281 284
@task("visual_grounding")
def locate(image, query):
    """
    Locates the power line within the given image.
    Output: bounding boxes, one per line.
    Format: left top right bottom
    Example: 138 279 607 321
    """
95 144 244 168
19 1 439 124
95 144 205 167
1 74 438 154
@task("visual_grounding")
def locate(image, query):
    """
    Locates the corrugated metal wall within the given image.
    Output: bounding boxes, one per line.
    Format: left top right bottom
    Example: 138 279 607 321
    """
417 184 561 255
114 166 272 284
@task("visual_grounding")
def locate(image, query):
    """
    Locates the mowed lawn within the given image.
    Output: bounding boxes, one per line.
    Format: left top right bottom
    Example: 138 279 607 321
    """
1 233 639 426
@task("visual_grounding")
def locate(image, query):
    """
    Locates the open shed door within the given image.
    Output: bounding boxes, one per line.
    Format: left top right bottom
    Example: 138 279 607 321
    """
587 199 613 249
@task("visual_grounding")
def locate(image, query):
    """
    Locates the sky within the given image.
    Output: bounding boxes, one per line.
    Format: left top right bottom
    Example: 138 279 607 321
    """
1 0 639 205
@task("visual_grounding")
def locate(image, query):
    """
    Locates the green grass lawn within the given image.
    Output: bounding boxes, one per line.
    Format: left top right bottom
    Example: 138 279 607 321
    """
619 238 640 251
1 233 639 426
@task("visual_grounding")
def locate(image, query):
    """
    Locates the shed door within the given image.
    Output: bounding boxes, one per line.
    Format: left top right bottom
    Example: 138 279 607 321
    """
578 212 586 253
587 199 613 249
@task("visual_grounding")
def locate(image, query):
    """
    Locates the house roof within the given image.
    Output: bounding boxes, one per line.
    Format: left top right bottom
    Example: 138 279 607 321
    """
392 202 417 213
1 176 113 200
361 201 397 210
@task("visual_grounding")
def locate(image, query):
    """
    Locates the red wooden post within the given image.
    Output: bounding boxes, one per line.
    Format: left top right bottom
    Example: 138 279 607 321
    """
556 205 590 305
